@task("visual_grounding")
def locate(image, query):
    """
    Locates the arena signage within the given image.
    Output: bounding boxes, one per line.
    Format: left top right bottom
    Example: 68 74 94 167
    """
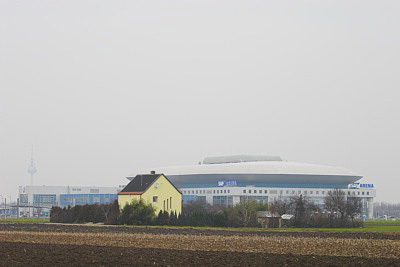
348 183 374 189
217 180 237 187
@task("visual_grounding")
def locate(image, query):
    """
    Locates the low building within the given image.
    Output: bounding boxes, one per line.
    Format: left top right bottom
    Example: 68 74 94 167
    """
17 185 120 218
118 173 182 215
257 211 282 228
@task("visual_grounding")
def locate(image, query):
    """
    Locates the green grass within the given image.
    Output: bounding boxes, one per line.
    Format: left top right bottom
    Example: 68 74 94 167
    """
0 218 50 223
364 220 400 226
1 218 399 233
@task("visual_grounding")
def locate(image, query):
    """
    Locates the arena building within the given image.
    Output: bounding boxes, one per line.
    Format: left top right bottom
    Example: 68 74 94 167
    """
129 155 376 218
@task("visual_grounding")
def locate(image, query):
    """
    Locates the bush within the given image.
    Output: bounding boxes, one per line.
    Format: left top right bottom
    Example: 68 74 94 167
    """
50 200 120 224
119 199 155 225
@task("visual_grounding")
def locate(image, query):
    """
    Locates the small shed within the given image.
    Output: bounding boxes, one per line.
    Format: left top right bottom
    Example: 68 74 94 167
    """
257 211 282 228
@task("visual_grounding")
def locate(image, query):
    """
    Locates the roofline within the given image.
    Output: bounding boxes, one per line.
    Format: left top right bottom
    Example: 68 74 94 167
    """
128 161 361 177
125 174 162 194
123 173 182 195
159 173 183 195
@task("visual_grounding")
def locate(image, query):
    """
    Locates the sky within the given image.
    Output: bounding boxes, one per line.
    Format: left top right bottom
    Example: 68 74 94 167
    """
1 0 399 203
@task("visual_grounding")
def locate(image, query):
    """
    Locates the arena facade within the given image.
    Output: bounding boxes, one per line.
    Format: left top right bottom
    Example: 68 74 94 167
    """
129 155 376 218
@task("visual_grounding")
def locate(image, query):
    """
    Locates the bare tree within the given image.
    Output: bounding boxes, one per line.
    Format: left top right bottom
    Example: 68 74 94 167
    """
101 203 112 223
324 189 347 219
346 197 362 222
183 200 211 214
234 200 258 227
269 198 292 216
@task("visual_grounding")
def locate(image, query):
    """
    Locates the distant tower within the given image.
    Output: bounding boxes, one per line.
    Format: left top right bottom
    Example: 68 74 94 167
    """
27 147 37 186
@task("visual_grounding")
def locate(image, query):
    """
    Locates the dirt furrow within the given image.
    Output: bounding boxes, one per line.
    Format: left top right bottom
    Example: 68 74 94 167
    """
1 230 400 259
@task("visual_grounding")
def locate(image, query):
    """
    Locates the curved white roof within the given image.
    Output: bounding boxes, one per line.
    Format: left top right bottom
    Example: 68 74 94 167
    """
130 161 361 178
203 155 283 164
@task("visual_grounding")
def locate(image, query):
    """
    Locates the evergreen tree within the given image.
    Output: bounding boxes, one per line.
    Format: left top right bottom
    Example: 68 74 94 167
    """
169 211 178 226
120 199 155 225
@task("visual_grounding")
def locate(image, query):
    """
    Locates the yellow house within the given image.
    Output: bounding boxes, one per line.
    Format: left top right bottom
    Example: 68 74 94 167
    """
118 173 182 215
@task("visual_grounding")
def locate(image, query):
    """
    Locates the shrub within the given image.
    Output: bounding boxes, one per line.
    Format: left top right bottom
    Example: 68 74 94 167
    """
50 200 120 224
119 199 155 225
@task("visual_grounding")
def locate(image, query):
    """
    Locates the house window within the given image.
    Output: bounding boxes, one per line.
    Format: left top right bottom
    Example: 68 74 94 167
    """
259 190 262 194
310 191 313 195
166 199 169 210
316 191 319 195
224 190 227 193
170 197 172 209
243 190 246 193
228 190 230 193
153 196 158 202
367 192 370 195
265 190 268 194
286 190 289 194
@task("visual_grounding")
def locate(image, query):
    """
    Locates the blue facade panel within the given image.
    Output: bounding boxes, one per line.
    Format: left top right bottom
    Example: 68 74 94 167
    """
60 194 118 207
182 195 206 204
180 183 348 189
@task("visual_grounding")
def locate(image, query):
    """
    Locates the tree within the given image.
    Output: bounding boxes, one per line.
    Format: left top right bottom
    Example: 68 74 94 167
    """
169 211 178 226
292 195 306 227
324 189 347 219
105 200 120 225
50 206 63 222
269 199 292 216
183 200 212 214
233 200 259 227
119 199 155 225
101 203 114 224
345 197 362 222
323 189 363 227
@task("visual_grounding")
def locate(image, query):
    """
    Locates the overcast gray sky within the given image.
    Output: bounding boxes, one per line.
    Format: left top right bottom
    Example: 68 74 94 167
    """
1 0 399 203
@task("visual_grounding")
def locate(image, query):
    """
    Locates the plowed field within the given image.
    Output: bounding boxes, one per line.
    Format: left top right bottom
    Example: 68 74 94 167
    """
1 223 400 266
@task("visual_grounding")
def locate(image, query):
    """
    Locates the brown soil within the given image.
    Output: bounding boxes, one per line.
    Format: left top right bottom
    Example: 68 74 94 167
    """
2 241 400 267
2 223 400 266
1 223 399 240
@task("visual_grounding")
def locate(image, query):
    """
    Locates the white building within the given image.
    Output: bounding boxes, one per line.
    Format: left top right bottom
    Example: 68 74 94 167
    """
18 185 122 217
130 155 376 218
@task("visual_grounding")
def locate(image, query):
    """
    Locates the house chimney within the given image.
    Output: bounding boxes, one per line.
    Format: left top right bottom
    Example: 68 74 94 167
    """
151 170 156 174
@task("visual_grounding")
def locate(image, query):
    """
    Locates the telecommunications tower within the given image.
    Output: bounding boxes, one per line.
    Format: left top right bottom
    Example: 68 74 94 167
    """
27 148 37 186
